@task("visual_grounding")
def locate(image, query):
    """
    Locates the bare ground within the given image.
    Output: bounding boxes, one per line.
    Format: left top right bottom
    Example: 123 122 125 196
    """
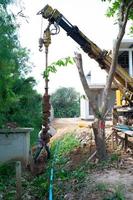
51 118 133 200
80 154 133 200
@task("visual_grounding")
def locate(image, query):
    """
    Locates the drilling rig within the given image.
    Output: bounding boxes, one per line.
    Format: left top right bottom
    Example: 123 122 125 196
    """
38 5 133 125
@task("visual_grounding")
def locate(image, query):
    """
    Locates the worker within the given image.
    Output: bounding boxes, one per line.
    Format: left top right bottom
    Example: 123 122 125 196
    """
33 125 56 162
34 126 50 161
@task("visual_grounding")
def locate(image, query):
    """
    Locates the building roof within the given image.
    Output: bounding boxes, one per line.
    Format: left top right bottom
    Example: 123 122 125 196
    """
87 83 116 90
88 84 105 89
119 39 133 49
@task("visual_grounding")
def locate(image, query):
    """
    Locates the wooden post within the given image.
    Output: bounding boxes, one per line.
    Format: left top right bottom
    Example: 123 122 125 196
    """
124 134 128 151
16 161 22 200
112 108 118 126
115 131 118 147
111 131 114 150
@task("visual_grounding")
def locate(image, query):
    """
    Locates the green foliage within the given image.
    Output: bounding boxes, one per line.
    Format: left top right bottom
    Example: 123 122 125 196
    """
51 87 80 118
71 165 87 181
0 163 15 178
105 1 121 17
50 132 88 199
0 1 42 139
113 185 125 200
51 132 80 161
102 0 133 33
104 0 133 18
0 163 16 199
0 162 50 200
30 175 49 198
43 56 74 79
50 132 81 183
110 153 119 162
4 77 39 124
0 0 14 8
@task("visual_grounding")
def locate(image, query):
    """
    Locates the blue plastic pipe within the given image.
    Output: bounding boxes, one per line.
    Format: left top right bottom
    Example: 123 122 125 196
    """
49 168 54 200
49 141 60 200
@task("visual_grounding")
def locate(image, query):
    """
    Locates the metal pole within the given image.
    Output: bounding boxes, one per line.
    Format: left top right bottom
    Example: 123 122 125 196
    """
45 46 49 95
41 28 51 145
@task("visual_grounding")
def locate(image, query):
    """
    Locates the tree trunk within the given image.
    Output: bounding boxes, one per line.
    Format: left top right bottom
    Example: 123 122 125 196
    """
92 118 107 161
75 52 107 161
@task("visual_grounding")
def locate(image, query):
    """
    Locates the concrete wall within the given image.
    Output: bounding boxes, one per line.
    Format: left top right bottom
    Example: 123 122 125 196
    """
0 128 33 166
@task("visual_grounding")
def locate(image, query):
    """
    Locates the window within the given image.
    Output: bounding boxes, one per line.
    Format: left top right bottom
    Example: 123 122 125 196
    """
118 51 129 73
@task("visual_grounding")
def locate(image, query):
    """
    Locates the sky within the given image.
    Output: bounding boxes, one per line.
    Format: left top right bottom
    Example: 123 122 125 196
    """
11 0 123 94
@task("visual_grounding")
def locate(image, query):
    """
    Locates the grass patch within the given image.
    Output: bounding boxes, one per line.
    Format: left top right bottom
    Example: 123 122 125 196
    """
96 182 109 192
51 132 80 161
71 165 88 181
88 153 121 171
50 132 89 198
94 183 125 200
0 163 16 199
110 153 119 162
103 185 126 200
51 132 81 169
29 173 49 199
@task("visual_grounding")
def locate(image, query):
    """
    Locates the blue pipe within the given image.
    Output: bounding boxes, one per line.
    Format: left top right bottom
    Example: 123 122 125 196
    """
49 142 60 200
49 168 54 200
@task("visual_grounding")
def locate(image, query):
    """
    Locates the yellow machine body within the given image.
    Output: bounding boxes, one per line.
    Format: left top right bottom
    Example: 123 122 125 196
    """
116 90 123 106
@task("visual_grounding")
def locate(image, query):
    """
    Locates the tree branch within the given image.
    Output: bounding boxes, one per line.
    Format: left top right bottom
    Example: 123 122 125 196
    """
124 0 133 24
101 0 132 116
121 1 133 29
74 52 101 118
126 0 133 11
119 0 125 28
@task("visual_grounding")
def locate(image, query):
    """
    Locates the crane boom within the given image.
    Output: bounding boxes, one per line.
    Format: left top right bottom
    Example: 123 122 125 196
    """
39 5 133 104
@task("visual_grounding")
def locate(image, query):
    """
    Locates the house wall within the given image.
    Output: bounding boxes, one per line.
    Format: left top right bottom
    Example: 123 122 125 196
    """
80 97 90 119
80 89 116 120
